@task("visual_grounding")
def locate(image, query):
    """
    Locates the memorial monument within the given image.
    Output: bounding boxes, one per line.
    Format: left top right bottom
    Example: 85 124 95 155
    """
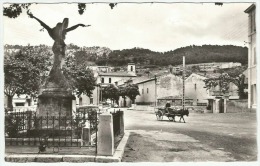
27 11 90 119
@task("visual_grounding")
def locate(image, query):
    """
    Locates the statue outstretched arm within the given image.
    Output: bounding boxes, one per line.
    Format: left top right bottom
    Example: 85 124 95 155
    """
65 24 91 33
27 11 51 32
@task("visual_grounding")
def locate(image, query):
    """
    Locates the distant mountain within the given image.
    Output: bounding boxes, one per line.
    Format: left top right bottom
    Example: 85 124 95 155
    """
103 45 248 67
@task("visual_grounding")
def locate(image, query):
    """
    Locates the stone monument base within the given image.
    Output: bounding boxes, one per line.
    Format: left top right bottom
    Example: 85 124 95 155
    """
35 89 76 132
37 89 75 117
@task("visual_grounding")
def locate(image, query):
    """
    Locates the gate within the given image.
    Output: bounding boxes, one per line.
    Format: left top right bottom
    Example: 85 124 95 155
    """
219 99 224 113
5 108 99 154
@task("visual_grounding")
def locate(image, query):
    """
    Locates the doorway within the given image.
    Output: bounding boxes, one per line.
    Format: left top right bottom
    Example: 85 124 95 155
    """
219 99 224 113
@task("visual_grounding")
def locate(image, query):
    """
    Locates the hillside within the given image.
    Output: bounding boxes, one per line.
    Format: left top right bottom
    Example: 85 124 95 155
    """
4 44 248 67
103 45 248 67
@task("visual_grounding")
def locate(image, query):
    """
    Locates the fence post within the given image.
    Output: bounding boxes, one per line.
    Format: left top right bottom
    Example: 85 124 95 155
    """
81 126 91 146
97 113 114 156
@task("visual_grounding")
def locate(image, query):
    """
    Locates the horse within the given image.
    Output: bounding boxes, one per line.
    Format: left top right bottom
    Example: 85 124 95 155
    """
167 108 189 123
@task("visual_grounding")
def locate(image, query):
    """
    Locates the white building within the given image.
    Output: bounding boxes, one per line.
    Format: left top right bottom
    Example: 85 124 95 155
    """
4 94 37 111
185 62 242 72
245 4 257 110
78 63 137 106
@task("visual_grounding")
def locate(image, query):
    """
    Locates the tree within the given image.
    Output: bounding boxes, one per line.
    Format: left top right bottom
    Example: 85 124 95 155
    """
203 72 247 99
74 50 90 66
102 84 120 104
4 45 52 110
119 86 127 107
63 56 96 98
3 3 117 18
230 74 247 99
191 65 200 72
218 66 247 99
204 73 231 95
125 84 140 104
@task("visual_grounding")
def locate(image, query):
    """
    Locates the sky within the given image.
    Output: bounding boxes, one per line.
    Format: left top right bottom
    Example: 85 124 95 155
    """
3 2 251 52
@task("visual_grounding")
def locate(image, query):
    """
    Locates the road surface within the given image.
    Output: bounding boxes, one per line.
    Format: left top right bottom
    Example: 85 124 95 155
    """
122 110 257 162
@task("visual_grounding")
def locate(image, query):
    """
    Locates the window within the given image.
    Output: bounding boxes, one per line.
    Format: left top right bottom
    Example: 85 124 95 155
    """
109 78 111 83
79 97 82 106
90 98 93 104
194 83 197 90
101 77 104 83
131 66 133 71
16 103 25 106
147 88 149 93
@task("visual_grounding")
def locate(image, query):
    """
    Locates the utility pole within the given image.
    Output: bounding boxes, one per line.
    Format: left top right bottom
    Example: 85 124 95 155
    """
155 75 157 108
182 56 185 111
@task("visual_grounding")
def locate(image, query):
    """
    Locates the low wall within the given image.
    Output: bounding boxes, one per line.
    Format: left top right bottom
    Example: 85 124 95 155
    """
227 99 252 113
135 105 207 113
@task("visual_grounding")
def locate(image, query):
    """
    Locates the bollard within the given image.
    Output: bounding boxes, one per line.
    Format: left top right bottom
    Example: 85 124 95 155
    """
97 113 114 156
81 127 91 146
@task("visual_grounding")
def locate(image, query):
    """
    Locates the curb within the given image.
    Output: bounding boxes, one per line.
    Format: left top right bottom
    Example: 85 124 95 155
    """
5 131 130 163
113 131 130 161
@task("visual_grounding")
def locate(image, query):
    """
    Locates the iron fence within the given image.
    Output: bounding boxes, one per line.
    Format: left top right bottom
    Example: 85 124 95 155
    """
5 109 99 151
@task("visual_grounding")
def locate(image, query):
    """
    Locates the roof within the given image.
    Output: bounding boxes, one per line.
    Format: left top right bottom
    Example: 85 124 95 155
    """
128 76 150 83
244 4 256 13
99 71 137 77
135 78 156 84
196 72 221 79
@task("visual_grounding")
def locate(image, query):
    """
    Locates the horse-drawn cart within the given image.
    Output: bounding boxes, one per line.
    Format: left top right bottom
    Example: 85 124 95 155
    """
155 107 189 123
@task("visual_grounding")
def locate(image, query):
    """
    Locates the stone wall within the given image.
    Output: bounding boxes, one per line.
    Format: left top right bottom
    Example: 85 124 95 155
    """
227 99 252 113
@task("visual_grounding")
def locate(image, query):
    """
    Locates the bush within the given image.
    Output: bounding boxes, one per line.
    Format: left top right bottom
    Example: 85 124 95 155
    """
5 114 23 137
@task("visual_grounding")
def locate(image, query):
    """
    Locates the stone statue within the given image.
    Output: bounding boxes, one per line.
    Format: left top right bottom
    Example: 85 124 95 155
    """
27 11 90 90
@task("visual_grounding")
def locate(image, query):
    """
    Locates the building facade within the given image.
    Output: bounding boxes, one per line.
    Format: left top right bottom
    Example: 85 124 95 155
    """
135 78 157 105
4 94 37 111
133 73 210 107
185 73 209 105
77 63 137 106
245 4 257 109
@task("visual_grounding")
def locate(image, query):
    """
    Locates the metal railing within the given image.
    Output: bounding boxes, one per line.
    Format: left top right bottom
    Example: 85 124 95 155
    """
5 109 99 150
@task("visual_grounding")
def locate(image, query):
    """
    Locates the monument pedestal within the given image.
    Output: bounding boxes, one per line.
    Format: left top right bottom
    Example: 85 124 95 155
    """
34 88 76 136
37 89 75 117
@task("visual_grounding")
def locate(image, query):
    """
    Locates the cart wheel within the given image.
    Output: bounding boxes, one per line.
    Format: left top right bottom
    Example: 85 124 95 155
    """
168 116 174 121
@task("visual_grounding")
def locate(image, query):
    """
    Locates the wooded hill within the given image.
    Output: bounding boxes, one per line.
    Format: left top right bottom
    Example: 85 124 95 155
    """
98 45 248 67
5 44 248 67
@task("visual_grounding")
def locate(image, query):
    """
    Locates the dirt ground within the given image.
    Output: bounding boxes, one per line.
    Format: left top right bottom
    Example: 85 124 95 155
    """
122 110 257 162
123 130 236 162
